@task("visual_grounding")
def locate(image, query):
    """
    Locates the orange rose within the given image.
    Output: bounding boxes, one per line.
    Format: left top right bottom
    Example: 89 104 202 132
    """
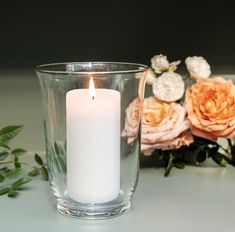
184 77 235 141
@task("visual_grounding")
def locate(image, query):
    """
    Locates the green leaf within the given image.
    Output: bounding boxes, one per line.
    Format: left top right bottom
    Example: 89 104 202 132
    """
0 142 10 150
6 168 22 179
54 142 60 155
191 145 207 163
197 151 207 163
7 189 17 198
0 167 9 175
0 174 5 182
57 155 66 173
28 168 40 177
0 125 23 143
12 177 32 189
41 166 48 181
0 151 9 161
211 152 227 167
0 187 11 195
54 142 66 173
221 154 235 166
35 153 43 166
11 148 26 157
194 136 217 146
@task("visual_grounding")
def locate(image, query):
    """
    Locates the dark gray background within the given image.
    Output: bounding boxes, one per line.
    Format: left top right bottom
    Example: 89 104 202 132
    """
1 1 235 69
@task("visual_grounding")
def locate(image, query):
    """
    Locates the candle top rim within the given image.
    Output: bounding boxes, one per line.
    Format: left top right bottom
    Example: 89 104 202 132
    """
67 88 121 98
35 62 148 75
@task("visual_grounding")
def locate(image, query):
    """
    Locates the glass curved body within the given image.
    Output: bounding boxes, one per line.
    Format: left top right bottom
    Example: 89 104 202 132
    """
35 62 147 219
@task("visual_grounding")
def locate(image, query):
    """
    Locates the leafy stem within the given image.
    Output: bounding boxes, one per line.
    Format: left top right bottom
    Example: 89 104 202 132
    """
0 177 32 197
0 125 48 198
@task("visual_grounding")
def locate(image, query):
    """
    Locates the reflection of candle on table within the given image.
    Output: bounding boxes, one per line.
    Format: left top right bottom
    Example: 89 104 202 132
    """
66 77 120 203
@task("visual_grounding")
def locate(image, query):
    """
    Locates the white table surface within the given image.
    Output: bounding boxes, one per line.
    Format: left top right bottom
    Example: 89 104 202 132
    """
0 69 235 231
0 166 235 232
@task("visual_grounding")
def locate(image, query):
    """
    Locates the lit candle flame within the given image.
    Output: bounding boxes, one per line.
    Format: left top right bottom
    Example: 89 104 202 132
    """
89 77 96 100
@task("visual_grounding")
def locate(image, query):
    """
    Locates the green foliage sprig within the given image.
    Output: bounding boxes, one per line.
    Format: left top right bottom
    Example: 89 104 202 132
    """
0 125 48 197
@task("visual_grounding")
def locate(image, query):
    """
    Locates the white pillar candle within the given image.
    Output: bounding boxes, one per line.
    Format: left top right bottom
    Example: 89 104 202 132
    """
66 79 120 204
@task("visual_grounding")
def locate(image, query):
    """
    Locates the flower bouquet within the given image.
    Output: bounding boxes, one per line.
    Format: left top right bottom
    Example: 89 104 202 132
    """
122 55 235 176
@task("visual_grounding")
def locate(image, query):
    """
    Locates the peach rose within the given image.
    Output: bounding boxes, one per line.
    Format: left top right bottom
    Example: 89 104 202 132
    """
122 97 193 155
184 77 235 141
141 97 193 155
121 98 140 144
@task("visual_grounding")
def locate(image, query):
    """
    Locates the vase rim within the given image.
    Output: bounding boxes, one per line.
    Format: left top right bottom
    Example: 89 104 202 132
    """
35 61 148 75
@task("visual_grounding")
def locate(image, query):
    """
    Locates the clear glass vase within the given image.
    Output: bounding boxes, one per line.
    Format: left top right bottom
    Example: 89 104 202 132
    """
35 62 147 219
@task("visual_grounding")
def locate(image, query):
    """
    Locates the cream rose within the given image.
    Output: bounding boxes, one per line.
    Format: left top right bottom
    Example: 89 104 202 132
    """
152 72 185 102
185 56 211 80
184 77 235 141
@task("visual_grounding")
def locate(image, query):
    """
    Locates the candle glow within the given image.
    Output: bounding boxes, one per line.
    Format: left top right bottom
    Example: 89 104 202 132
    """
89 77 96 100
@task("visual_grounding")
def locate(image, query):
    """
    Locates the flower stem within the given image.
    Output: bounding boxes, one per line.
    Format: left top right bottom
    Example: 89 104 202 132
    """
227 139 233 150
164 154 174 177
217 144 229 154
183 75 190 81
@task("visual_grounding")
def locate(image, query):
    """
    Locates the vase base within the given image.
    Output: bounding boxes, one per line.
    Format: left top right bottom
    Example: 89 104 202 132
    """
57 201 131 219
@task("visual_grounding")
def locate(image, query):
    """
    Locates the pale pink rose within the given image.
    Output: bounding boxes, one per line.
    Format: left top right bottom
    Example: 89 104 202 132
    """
121 98 140 144
184 77 235 141
142 131 193 156
141 97 193 155
122 97 193 155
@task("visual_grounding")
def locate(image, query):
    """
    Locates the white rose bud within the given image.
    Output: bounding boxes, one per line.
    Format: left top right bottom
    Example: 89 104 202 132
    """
152 72 185 102
151 54 169 74
185 56 211 81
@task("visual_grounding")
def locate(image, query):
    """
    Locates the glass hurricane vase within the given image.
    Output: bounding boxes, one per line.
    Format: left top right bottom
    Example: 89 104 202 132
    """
35 62 147 219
